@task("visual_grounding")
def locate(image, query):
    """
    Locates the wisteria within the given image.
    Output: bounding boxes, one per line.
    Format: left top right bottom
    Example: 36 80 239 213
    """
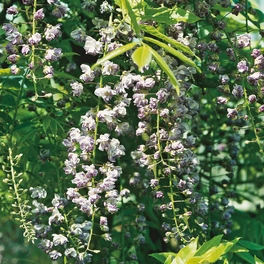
1 0 264 263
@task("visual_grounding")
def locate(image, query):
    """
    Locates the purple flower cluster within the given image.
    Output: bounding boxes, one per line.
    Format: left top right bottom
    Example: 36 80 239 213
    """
2 3 64 78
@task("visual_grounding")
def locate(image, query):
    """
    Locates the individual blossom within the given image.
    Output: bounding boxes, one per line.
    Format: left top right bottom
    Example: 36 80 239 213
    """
31 200 48 214
70 28 86 42
84 36 103 55
22 0 33 4
251 49 261 59
217 96 228 104
68 128 81 142
219 75 230 85
79 64 95 82
96 133 110 151
7 6 18 15
38 239 53 253
51 194 67 208
28 33 42 45
5 43 17 54
99 26 116 43
237 60 248 73
107 42 123 52
82 164 98 178
64 152 80 174
232 3 243 15
94 85 116 102
211 30 223 41
44 24 62 41
120 188 130 198
227 108 238 119
21 44 30 55
28 62 34 70
4 26 23 45
254 55 264 70
115 122 130 135
107 138 125 162
34 224 51 238
113 101 128 117
65 248 77 258
82 0 97 11
155 191 164 199
258 105 264 112
77 135 94 152
80 114 96 131
104 199 119 214
248 94 257 103
45 48 62 61
133 93 148 107
101 60 119 75
72 197 92 214
34 8 45 20
232 84 244 98
52 234 68 246
226 48 236 61
208 62 219 72
247 72 264 86
237 33 251 48
48 207 64 225
29 186 47 199
70 81 83 96
7 54 20 63
47 0 58 4
100 0 113 13
97 109 116 124
2 23 16 34
43 65 54 79
10 64 19 74
100 216 109 231
49 250 62 260
52 5 67 18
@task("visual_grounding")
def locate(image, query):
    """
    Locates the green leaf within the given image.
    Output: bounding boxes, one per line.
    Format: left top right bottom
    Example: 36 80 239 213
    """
62 52 80 57
186 256 207 264
18 129 37 145
144 37 201 73
140 24 200 61
195 235 223 256
188 238 239 264
171 257 183 264
0 94 16 107
222 238 241 254
120 0 141 37
255 255 264 264
91 42 138 70
149 253 177 263
149 253 167 263
170 7 201 23
43 116 51 133
229 244 249 253
236 252 255 264
131 44 152 72
50 117 58 136
164 255 172 264
177 237 198 262
148 46 180 95
0 68 12 76
206 244 229 262
238 240 264 251
54 71 80 81
142 5 200 24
